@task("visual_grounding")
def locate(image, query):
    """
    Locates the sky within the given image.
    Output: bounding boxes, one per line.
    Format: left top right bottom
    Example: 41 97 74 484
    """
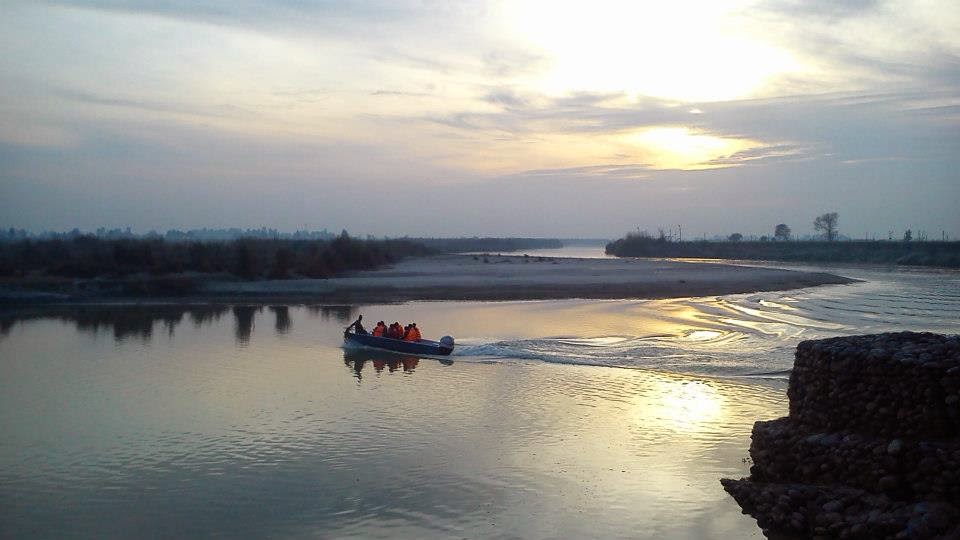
1 0 958 239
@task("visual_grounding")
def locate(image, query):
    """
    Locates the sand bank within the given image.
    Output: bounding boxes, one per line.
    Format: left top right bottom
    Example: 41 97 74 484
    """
199 254 856 303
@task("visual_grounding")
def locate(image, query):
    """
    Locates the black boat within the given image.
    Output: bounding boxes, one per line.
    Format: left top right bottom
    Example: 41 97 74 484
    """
343 330 455 356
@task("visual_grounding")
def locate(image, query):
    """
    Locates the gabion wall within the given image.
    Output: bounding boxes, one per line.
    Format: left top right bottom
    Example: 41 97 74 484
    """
723 332 960 539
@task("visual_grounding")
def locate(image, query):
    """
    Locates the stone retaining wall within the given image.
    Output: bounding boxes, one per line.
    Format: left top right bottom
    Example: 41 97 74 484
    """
748 418 960 505
789 333 960 439
721 479 960 539
723 332 960 539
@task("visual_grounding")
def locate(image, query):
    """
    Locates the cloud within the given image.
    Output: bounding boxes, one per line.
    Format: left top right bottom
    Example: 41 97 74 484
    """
761 0 881 20
3 1 958 237
482 49 548 78
38 0 427 34
509 163 653 181
483 89 528 109
427 90 678 135
56 88 253 119
701 144 808 166
753 0 960 93
370 47 458 74
370 90 431 97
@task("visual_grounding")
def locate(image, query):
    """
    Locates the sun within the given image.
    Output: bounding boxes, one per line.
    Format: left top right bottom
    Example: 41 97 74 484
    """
507 0 801 102
621 126 759 169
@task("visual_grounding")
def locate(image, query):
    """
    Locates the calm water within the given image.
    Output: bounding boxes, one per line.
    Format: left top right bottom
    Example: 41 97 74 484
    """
2 252 958 539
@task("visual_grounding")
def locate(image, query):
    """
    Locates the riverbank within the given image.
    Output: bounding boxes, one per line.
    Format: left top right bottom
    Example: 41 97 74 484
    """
1 254 856 306
605 237 960 268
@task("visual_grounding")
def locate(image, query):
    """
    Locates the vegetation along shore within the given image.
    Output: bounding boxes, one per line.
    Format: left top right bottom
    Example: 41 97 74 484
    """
0 235 560 301
606 236 960 268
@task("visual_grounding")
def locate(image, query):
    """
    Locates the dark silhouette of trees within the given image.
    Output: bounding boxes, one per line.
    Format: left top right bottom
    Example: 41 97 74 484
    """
234 240 260 280
728 233 743 242
0 236 432 283
605 235 960 267
774 224 791 241
270 248 294 278
814 212 839 241
904 229 913 242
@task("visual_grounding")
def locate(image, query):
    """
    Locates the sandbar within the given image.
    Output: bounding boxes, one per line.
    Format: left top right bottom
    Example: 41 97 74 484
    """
200 254 856 303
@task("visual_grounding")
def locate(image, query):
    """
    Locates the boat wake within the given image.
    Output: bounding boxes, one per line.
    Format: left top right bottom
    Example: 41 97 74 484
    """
454 332 798 378
450 268 960 378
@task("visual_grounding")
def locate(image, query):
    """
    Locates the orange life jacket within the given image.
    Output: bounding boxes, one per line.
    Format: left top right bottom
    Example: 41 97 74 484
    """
404 327 421 341
372 324 386 337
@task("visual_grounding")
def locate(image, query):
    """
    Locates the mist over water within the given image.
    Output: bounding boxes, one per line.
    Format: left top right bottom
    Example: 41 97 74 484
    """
2 252 958 538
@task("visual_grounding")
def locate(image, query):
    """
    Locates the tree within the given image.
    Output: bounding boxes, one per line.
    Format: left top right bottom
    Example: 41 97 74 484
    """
728 233 743 242
903 229 912 242
774 223 791 241
813 212 839 241
234 240 260 279
270 247 294 278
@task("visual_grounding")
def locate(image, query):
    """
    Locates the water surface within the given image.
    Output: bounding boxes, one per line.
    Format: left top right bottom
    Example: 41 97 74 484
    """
2 255 958 539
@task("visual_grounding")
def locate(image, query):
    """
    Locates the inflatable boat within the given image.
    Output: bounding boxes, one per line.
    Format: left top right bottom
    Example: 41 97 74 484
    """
343 330 455 356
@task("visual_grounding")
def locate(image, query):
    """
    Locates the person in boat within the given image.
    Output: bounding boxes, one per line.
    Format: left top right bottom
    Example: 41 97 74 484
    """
371 321 387 337
389 322 404 340
346 315 367 335
403 322 422 342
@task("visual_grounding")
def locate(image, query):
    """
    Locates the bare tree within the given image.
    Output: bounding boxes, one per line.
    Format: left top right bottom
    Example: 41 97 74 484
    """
774 223 791 241
813 212 839 241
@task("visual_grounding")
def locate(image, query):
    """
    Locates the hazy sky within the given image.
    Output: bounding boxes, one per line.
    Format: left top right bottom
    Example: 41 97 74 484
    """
1 0 958 238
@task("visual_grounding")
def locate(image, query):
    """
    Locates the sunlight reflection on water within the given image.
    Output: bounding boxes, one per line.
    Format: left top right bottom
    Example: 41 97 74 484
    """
1 303 781 539
1 258 958 538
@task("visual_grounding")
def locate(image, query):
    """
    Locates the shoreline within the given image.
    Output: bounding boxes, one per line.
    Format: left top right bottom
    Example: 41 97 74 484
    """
605 237 960 268
1 254 858 307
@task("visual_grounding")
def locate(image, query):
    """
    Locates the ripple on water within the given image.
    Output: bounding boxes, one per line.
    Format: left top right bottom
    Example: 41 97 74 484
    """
1 265 957 538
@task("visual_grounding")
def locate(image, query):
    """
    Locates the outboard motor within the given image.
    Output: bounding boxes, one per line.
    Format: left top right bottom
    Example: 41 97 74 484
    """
439 335 455 354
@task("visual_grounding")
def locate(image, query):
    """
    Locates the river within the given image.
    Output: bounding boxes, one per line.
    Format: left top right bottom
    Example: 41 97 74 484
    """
1 248 957 538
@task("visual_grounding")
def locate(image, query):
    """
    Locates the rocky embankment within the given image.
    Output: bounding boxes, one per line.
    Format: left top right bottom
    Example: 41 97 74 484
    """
722 332 960 539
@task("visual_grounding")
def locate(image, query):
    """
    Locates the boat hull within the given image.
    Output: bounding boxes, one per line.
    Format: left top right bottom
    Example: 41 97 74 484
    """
343 331 454 356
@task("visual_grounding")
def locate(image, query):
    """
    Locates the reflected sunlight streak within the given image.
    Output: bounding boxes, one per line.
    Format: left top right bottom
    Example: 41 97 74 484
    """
641 378 725 434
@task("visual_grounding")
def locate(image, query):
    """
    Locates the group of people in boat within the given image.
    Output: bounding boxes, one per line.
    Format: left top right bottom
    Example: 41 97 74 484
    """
346 315 422 342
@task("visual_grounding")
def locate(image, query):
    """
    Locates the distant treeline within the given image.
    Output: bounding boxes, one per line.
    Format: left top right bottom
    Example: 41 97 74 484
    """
411 237 562 253
0 227 338 243
0 229 565 252
605 235 960 268
0 234 431 283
